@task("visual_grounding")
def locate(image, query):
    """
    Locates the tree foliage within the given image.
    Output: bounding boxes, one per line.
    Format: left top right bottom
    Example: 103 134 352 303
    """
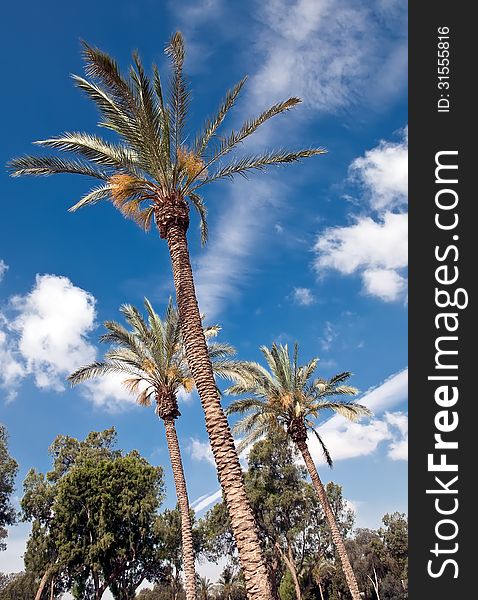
0 424 18 552
21 428 167 599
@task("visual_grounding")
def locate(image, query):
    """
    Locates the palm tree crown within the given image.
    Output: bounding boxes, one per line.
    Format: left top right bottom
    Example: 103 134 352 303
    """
225 343 372 464
9 33 325 244
68 298 236 417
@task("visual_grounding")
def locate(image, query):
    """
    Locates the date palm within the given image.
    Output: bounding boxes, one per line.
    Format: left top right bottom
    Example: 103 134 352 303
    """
68 299 238 600
9 34 325 599
225 343 372 600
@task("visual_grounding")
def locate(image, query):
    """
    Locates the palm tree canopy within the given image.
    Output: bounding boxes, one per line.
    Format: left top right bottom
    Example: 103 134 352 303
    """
8 34 326 244
225 343 372 464
68 298 240 414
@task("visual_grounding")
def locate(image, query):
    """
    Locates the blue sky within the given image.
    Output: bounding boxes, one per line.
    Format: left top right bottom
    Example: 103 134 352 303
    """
0 0 407 582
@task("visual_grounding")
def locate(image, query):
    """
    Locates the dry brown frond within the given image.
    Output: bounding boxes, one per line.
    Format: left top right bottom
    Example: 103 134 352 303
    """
136 389 152 406
122 377 142 393
109 174 141 205
177 147 207 180
182 377 195 393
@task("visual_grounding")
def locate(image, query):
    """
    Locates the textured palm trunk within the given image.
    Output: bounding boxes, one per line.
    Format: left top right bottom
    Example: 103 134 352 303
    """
166 223 273 600
296 440 361 600
163 417 197 600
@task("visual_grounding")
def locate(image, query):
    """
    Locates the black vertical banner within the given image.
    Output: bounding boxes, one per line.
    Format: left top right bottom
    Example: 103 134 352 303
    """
409 3 472 599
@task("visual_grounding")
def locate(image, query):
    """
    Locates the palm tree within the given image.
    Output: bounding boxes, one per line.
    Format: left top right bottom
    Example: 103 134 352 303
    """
225 343 372 600
8 35 325 599
197 576 214 600
68 299 237 600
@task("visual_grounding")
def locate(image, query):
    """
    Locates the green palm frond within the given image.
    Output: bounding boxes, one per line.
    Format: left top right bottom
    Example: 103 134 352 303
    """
309 401 371 422
68 360 132 385
194 148 326 188
189 192 208 245
68 184 112 212
328 372 353 386
207 342 236 360
194 77 247 157
165 32 190 163
81 41 136 113
34 132 139 171
8 156 109 179
206 97 302 168
226 397 269 416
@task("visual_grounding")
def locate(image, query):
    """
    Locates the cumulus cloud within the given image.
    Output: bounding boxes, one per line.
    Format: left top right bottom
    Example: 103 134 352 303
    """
10 275 97 391
385 411 408 460
0 273 139 411
314 128 408 302
314 212 408 275
349 127 408 211
309 370 408 464
362 268 407 302
292 287 315 306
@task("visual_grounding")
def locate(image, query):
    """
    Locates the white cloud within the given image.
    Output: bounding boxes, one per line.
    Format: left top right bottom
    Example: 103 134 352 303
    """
315 212 408 275
9 275 96 391
321 321 338 351
308 370 408 465
0 321 25 402
358 368 408 413
349 127 408 211
189 438 215 467
194 178 280 320
362 268 407 302
82 372 139 411
191 489 223 513
385 411 408 460
292 287 315 306
0 259 8 282
252 0 407 114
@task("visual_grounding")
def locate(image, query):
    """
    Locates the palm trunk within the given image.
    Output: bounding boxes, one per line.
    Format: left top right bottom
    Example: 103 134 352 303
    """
166 224 273 600
296 440 361 600
163 417 197 600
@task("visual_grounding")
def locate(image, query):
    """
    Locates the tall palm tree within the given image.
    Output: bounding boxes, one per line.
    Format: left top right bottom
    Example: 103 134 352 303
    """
68 299 237 600
225 343 372 600
9 35 325 599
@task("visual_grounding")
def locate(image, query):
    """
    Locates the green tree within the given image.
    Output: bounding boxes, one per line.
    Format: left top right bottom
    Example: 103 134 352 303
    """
0 424 18 552
199 433 354 600
9 35 324 600
225 343 371 600
0 571 39 599
69 300 236 600
21 429 166 600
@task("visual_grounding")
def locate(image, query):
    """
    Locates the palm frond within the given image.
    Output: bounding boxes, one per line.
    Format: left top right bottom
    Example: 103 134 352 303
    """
310 429 333 468
194 148 326 188
68 184 112 212
8 156 109 179
33 132 139 170
207 342 236 360
165 32 190 164
226 396 269 416
194 77 247 157
189 192 208 245
81 41 136 113
309 401 371 422
68 361 129 385
206 97 303 167
328 372 353 386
